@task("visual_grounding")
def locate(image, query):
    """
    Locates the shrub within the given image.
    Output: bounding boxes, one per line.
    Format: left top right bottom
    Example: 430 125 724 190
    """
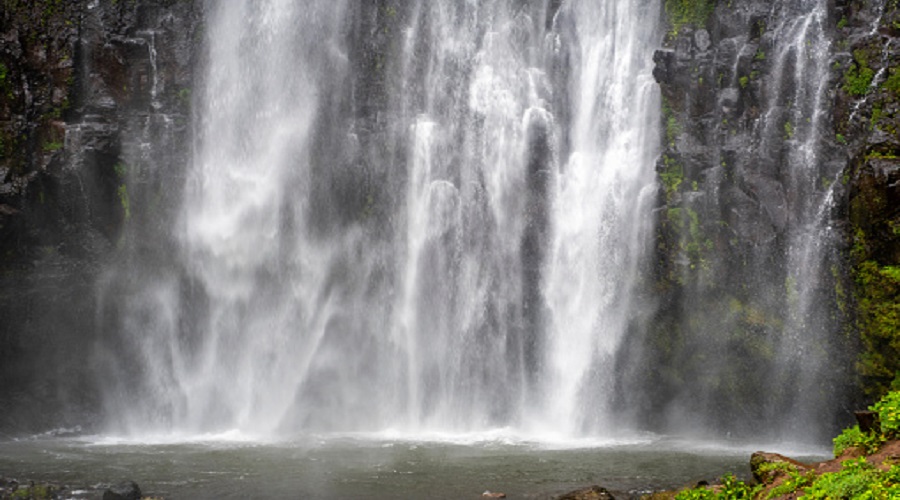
803 459 900 499
872 390 900 438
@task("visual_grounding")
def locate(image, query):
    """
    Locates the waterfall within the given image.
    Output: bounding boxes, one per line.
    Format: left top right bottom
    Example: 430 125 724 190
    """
541 0 660 435
769 0 842 440
100 0 662 438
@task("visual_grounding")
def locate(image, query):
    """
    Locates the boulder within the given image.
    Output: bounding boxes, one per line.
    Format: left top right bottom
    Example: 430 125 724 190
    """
555 485 615 500
103 481 142 500
750 452 811 484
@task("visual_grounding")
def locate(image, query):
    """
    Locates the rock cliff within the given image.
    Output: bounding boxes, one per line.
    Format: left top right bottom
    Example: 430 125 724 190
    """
0 0 199 433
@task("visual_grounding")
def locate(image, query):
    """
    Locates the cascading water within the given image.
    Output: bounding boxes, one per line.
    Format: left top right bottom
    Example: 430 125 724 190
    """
542 1 660 435
100 0 662 438
766 0 842 439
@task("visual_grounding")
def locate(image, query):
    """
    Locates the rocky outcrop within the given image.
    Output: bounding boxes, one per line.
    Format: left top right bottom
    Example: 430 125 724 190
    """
0 0 199 434
618 0 900 440
553 485 615 500
840 0 900 399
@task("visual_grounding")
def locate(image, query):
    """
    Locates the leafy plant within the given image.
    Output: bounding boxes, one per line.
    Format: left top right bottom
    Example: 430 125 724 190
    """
673 475 759 499
872 390 900 438
784 121 794 139
833 424 882 456
803 459 900 499
766 469 815 498
832 391 900 458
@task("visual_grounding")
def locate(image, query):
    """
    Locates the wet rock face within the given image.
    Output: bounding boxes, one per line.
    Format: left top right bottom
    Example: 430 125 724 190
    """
0 0 200 434
623 0 863 439
841 0 900 398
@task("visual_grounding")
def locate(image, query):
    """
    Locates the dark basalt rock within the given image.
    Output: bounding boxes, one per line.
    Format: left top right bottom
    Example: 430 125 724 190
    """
103 481 141 500
554 485 615 500
0 0 201 434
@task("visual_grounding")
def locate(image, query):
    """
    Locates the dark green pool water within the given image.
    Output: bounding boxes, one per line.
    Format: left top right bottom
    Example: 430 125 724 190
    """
0 432 828 499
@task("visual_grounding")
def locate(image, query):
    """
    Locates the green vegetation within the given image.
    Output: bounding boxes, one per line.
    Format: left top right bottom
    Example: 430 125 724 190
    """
117 184 131 221
664 0 715 34
883 67 900 94
9 483 55 499
660 155 683 201
176 87 191 107
855 257 900 395
739 76 749 89
837 16 848 29
674 390 900 499
663 98 682 147
42 140 63 152
0 61 11 98
114 162 128 179
803 459 900 499
833 425 882 456
667 206 712 272
783 121 794 139
844 49 875 96
674 474 759 499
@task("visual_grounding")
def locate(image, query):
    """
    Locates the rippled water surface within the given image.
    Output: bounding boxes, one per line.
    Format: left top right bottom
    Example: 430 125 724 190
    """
0 432 829 499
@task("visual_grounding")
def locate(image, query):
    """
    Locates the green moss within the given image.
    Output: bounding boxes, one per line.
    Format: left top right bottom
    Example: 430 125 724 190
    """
113 162 128 179
871 103 883 132
10 484 54 499
784 120 794 139
42 141 63 152
660 155 683 201
663 98 682 147
176 87 191 107
855 259 900 396
0 61 10 98
739 76 749 88
664 0 715 34
844 50 875 96
667 206 711 272
883 67 900 94
117 184 131 221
